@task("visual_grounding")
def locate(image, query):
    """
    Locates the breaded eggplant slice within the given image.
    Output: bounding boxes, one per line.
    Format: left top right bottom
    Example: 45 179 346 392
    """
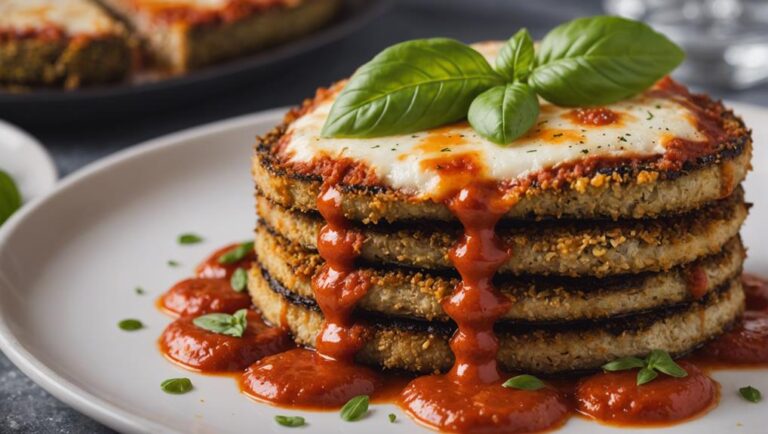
255 225 744 322
253 86 751 224
249 264 744 374
255 188 748 277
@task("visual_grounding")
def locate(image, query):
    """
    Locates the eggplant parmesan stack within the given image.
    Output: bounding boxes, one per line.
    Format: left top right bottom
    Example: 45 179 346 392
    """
0 0 131 88
248 43 752 374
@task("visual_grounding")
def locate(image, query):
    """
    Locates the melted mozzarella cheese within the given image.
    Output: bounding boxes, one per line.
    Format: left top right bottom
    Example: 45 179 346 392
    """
0 0 122 36
282 42 706 198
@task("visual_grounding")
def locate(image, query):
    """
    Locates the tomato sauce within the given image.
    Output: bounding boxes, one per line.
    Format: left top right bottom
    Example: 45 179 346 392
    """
159 277 251 317
743 273 768 312
697 311 768 365
686 266 709 300
241 161 382 408
241 349 381 408
159 310 293 372
400 183 570 433
566 107 620 126
195 243 256 280
576 362 716 426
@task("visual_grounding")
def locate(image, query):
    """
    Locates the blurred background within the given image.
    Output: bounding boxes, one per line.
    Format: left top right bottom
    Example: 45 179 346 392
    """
1 0 767 431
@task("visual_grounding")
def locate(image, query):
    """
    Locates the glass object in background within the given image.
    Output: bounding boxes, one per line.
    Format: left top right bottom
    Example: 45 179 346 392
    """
605 0 768 89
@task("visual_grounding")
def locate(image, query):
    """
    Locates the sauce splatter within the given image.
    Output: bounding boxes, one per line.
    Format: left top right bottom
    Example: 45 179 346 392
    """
159 310 292 372
576 362 716 426
159 277 251 317
566 107 620 126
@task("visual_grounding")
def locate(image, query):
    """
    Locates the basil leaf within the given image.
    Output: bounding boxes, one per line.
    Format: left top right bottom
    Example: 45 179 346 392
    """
178 233 203 245
468 83 539 144
218 241 254 264
636 367 658 385
530 16 684 106
340 395 369 421
502 374 545 391
646 350 687 378
118 319 143 331
161 378 193 394
230 268 247 292
275 415 306 427
739 386 762 403
192 309 248 337
322 38 503 138
602 356 645 372
388 413 397 423
495 28 535 81
0 170 22 226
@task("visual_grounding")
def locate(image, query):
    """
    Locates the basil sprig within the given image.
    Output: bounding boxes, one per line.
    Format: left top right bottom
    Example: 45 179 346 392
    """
192 309 248 337
602 349 687 385
322 16 683 145
0 170 22 225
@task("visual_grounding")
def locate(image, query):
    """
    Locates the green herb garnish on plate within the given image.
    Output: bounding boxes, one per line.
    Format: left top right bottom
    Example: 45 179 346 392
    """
230 267 247 292
118 319 143 331
602 349 687 385
218 241 254 264
178 233 203 245
322 16 683 145
502 374 545 390
739 385 762 403
0 169 22 225
161 378 193 394
340 395 369 421
192 309 248 337
275 415 306 427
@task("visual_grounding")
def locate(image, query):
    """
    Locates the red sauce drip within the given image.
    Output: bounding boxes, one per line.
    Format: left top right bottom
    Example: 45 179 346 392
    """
400 183 570 433
196 243 256 280
686 266 709 300
576 362 717 426
159 310 293 372
697 311 768 365
159 277 251 317
743 273 768 312
240 349 381 408
312 182 369 360
241 162 380 408
568 107 619 126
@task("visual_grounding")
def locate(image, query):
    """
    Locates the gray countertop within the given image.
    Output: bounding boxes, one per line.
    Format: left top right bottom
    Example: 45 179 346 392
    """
2 0 766 432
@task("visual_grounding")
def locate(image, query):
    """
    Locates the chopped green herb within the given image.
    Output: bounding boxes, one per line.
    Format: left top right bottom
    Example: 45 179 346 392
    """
739 386 762 403
230 267 247 292
134 286 145 295
502 374 545 390
178 233 203 245
167 260 180 267
526 149 537 153
440 148 451 152
388 413 397 423
618 136 627 142
118 319 143 331
0 170 22 226
340 395 369 421
218 242 254 264
552 132 563 138
275 415 306 427
581 149 589 154
161 378 193 394
646 110 654 120
193 309 248 337
602 349 687 385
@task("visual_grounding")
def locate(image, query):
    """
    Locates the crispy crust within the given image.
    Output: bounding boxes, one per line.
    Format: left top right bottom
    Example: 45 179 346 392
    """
249 264 744 374
255 224 745 322
0 34 130 87
253 92 751 223
256 188 749 277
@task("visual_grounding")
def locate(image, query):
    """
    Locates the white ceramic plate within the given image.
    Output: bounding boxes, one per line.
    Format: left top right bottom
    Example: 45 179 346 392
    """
0 119 57 203
0 105 766 434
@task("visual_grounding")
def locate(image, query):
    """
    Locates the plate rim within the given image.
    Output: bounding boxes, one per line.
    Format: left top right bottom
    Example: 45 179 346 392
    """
0 107 287 434
1 101 767 433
